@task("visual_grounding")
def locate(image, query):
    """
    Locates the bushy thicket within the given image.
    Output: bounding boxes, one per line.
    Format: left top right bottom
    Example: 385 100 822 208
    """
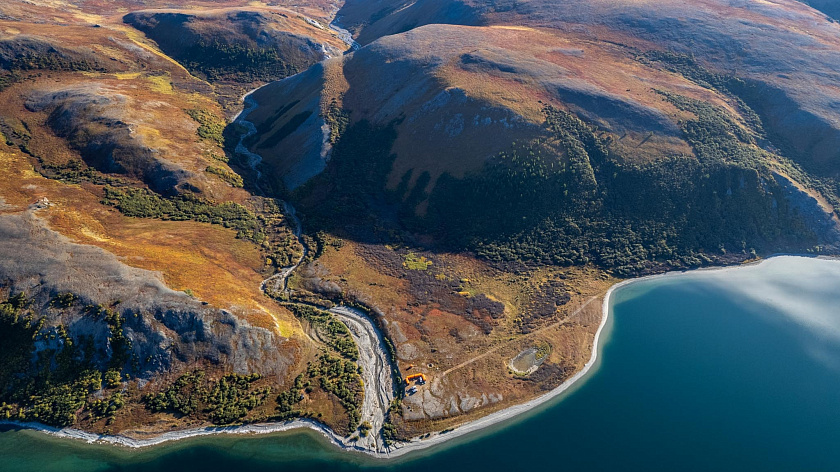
285 304 359 362
436 103 813 275
295 101 814 276
0 50 103 73
102 186 264 242
186 108 226 146
103 187 302 270
0 295 131 427
274 374 305 419
174 41 299 83
274 304 365 432
206 165 244 188
426 105 815 275
642 50 840 211
307 353 364 431
144 371 270 425
380 399 403 445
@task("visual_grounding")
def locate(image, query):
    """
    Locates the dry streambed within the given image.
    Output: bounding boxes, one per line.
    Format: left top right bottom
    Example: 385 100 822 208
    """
330 306 396 452
237 68 397 451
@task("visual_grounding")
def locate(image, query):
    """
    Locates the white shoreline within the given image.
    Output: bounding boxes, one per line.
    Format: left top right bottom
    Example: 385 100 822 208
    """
0 257 625 458
2 258 835 458
0 418 368 453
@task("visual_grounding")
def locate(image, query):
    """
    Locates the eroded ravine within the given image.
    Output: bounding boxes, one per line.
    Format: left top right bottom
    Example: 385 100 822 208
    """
234 39 397 452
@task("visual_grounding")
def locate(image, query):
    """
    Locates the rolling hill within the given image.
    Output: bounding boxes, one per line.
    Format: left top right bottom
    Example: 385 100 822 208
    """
1 0 840 448
246 2 840 275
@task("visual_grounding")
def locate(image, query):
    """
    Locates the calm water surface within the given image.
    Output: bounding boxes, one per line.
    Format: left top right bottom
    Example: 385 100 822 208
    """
3 256 840 472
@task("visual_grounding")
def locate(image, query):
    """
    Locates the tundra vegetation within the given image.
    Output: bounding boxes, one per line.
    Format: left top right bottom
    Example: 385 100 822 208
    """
143 371 271 425
285 304 359 361
186 108 226 146
101 187 301 269
295 99 818 277
2 0 840 447
282 304 365 432
0 1 357 441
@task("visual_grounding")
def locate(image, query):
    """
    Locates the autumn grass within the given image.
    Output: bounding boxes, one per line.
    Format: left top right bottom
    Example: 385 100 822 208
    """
0 149 300 336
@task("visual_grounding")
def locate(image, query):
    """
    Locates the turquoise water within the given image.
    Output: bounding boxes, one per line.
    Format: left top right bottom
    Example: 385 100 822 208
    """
3 256 840 471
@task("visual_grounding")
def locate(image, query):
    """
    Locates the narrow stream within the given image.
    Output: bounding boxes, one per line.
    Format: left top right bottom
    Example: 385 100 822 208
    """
232 42 397 452
329 16 361 51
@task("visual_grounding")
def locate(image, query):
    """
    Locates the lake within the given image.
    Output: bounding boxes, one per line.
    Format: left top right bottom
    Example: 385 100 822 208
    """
3 256 840 471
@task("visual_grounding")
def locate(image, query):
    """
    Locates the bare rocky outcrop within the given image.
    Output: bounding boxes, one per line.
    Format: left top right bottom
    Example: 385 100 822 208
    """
0 210 293 380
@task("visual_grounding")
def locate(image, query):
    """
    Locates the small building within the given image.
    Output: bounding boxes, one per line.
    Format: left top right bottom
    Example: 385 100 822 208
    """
405 373 427 385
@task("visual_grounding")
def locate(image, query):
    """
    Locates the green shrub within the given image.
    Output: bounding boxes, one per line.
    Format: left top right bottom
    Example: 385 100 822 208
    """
403 252 431 270
49 293 77 309
307 353 364 431
104 369 122 389
186 108 226 146
144 370 207 416
102 186 264 242
143 371 269 425
285 305 359 361
380 399 403 445
206 166 244 188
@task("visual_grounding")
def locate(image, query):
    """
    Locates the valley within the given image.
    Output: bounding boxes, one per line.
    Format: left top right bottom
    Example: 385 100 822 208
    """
0 0 839 458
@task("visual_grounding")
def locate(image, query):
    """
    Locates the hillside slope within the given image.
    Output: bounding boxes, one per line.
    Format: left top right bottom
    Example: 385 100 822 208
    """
238 0 840 437
247 20 840 274
0 0 369 439
2 0 840 448
124 7 347 113
335 0 840 180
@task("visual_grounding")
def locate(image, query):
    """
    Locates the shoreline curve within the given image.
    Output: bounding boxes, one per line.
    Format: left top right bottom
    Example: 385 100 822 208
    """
0 258 623 458
1 256 833 458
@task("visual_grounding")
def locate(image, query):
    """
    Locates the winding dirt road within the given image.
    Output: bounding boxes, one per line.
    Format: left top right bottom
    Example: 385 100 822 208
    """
440 295 603 378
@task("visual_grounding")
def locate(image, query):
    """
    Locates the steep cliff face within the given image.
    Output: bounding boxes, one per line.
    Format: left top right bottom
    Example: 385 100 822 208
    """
242 62 332 191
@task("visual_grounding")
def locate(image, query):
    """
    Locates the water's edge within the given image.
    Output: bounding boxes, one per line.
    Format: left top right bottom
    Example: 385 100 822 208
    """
4 255 837 458
15 256 819 458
